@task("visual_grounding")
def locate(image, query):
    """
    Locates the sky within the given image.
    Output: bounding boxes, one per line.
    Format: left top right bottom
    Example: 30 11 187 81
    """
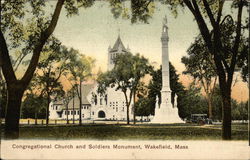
49 1 248 102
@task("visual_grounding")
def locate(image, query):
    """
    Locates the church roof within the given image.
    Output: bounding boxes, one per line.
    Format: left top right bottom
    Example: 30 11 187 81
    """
53 99 64 105
64 83 96 110
110 36 127 52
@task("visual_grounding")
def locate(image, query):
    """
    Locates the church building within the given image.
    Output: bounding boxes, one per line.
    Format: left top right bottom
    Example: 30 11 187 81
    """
49 36 136 121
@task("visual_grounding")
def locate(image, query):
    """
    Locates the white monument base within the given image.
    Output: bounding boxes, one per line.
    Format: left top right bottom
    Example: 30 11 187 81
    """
150 102 184 124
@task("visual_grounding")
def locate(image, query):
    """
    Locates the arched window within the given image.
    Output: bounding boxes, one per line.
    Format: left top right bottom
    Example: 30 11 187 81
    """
94 95 97 105
98 111 106 118
100 98 103 105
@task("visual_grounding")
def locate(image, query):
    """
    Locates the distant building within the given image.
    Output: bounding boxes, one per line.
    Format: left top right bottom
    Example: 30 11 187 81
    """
49 36 148 121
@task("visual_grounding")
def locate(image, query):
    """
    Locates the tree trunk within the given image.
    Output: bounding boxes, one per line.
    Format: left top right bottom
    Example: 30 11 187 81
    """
73 92 75 124
126 103 130 124
220 85 232 140
124 92 130 125
66 103 69 124
46 96 51 125
35 112 38 125
133 91 136 124
207 94 213 119
4 85 25 139
79 81 82 125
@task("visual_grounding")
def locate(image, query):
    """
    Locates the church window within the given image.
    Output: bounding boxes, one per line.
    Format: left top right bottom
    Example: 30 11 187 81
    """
122 107 124 112
84 106 86 109
92 112 94 115
113 107 115 110
116 107 118 112
105 95 108 105
100 98 103 105
94 95 97 105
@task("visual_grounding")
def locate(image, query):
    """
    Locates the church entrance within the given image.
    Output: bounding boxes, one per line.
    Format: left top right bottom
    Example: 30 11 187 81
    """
98 111 106 118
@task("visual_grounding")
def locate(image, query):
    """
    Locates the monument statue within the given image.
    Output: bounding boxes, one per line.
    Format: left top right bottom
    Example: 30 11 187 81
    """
150 15 183 124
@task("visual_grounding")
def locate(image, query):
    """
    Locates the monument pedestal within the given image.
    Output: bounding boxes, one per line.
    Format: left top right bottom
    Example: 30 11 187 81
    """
150 102 183 124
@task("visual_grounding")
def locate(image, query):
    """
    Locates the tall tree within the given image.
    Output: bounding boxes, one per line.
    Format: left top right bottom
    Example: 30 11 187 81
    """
21 92 47 125
130 54 152 124
34 45 73 125
178 83 208 119
0 0 95 138
113 0 248 140
97 53 151 124
66 48 94 125
63 87 75 124
181 35 217 119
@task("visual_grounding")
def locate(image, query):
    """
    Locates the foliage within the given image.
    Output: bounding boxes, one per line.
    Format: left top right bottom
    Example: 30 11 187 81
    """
64 47 94 124
0 0 99 138
21 94 46 119
231 101 248 120
136 63 184 116
210 85 248 121
66 48 94 85
182 35 217 118
97 52 151 124
35 45 71 99
109 0 156 23
210 85 223 120
178 83 207 119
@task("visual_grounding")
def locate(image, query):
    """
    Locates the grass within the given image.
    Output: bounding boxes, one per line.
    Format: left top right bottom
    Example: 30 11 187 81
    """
2 123 247 140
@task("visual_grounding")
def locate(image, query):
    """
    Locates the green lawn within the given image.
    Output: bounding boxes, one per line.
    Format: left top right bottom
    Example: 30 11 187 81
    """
4 123 247 140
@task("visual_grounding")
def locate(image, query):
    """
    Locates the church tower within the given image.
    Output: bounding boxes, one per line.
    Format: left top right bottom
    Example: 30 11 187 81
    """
107 35 128 71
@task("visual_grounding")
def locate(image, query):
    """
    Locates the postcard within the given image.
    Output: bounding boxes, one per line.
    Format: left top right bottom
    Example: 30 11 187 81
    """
0 0 249 159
